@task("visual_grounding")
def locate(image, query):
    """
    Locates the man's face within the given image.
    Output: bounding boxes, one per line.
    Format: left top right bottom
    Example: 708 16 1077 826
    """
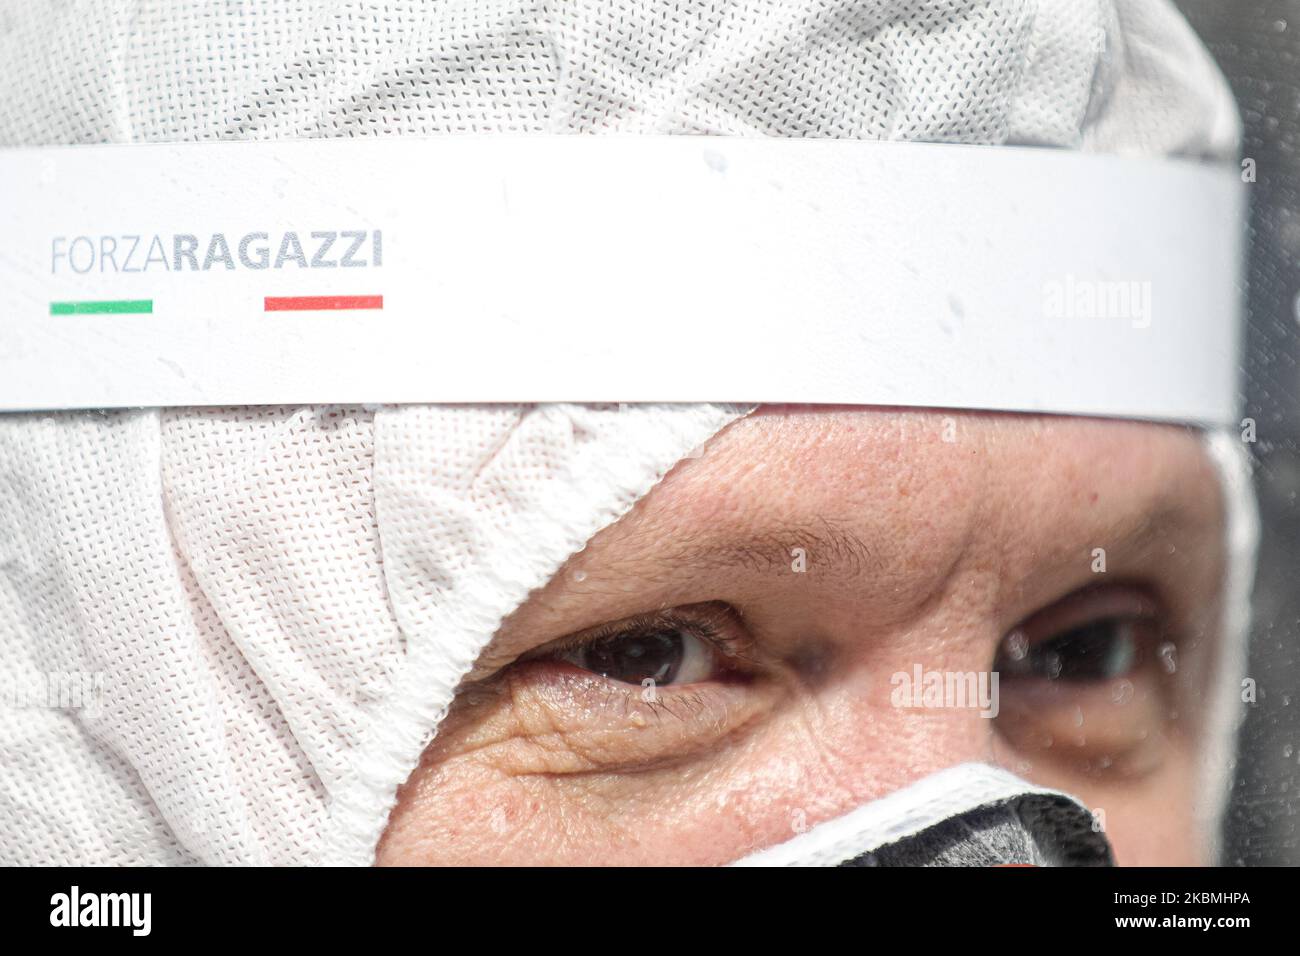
377 408 1228 866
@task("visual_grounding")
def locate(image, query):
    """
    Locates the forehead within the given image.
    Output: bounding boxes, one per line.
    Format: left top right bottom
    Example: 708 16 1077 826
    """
644 405 1211 519
477 408 1225 671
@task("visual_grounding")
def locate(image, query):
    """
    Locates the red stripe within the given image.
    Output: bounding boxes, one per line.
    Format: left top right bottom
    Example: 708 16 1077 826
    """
264 295 383 311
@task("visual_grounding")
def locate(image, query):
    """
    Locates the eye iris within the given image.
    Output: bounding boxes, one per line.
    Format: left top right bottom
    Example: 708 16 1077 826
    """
581 628 684 685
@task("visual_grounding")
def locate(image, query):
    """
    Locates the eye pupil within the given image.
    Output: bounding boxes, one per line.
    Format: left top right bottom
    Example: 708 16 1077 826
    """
581 628 684 685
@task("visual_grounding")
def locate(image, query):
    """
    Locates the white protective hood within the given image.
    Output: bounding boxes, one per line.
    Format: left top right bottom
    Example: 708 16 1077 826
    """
0 0 1254 865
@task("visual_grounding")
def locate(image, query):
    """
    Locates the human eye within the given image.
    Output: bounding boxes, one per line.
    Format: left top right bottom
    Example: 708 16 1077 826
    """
546 605 749 688
445 602 778 774
993 583 1181 777
997 615 1144 683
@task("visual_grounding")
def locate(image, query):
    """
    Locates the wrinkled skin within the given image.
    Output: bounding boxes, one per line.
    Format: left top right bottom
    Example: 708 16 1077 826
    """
378 408 1228 866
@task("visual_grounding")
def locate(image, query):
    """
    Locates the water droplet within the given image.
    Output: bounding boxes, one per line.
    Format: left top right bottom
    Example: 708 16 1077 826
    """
1112 679 1134 704
1158 642 1177 674
1044 651 1063 680
572 569 588 583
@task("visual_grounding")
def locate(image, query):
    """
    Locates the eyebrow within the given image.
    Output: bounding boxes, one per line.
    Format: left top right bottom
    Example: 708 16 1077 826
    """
644 515 883 583
1096 504 1214 564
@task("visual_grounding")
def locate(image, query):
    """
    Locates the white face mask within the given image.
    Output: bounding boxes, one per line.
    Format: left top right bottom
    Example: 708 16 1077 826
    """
732 763 1113 867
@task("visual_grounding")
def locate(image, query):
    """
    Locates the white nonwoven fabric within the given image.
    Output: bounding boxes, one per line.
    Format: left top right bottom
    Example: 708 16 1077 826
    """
0 0 1253 866
0 404 744 865
733 763 1108 866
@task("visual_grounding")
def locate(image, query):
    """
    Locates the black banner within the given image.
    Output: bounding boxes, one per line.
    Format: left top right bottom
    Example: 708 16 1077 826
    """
0 865 1277 941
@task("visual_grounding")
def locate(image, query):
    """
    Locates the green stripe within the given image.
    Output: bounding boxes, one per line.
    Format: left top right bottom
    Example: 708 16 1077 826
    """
50 299 153 315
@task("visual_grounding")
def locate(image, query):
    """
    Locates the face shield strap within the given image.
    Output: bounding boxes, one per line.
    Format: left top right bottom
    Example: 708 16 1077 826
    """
732 763 1115 867
0 136 1243 425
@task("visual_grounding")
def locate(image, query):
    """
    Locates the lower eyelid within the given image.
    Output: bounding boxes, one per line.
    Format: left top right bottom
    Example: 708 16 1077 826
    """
526 659 742 716
494 659 771 772
994 649 1177 776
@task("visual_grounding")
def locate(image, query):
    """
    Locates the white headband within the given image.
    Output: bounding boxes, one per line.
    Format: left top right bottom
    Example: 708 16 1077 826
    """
1 136 1244 425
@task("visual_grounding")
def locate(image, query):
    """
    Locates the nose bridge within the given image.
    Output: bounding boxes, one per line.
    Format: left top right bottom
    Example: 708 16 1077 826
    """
804 611 1007 808
869 665 1002 773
